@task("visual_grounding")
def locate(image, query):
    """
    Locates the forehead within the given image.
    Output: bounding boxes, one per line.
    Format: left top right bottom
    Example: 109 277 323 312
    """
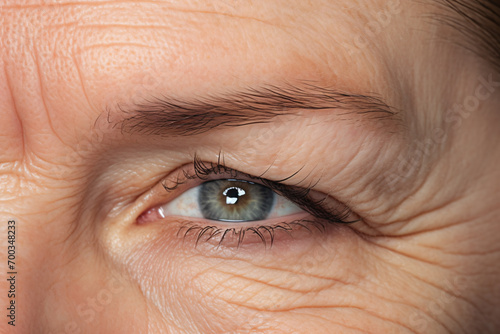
1 0 417 104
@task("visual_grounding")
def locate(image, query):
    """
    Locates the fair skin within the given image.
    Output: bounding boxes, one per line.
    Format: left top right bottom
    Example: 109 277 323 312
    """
1 0 500 333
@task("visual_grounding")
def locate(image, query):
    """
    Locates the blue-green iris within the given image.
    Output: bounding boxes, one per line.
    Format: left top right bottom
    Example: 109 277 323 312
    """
198 179 275 221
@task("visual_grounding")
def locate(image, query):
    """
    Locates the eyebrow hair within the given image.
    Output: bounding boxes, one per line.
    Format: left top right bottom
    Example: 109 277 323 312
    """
431 0 500 72
115 83 397 137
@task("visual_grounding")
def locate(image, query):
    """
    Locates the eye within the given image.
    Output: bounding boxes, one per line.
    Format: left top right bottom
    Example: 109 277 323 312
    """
137 157 359 248
158 179 303 222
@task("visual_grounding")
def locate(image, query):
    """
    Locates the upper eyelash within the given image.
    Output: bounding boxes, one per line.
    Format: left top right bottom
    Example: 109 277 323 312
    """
161 154 358 226
161 154 237 191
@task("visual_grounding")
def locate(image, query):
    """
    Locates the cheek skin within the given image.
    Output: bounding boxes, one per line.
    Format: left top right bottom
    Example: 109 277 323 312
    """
37 258 148 334
100 204 462 334
103 222 366 333
7 209 148 333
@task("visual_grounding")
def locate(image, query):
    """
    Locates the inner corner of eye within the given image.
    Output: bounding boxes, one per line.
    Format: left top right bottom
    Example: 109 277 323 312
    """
136 206 164 225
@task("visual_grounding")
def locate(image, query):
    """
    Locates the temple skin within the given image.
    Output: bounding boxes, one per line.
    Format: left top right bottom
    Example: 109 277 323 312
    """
1 0 500 333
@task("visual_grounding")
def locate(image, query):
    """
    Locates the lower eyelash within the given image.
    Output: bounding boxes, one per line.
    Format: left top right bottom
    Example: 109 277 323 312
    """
177 219 327 249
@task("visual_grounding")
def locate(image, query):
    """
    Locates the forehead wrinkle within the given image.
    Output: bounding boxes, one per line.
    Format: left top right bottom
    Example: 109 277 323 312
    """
1 0 284 27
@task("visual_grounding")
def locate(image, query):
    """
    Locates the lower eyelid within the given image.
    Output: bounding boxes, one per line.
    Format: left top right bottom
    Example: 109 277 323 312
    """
176 214 325 249
136 205 316 248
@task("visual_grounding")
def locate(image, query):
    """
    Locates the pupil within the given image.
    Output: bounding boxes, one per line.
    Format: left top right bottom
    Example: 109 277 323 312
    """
226 188 239 198
223 186 245 205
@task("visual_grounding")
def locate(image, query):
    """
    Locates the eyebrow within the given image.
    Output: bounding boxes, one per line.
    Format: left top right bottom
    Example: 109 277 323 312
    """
114 83 397 137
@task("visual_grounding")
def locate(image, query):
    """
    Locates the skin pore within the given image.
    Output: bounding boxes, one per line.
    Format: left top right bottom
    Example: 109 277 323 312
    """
1 0 500 333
